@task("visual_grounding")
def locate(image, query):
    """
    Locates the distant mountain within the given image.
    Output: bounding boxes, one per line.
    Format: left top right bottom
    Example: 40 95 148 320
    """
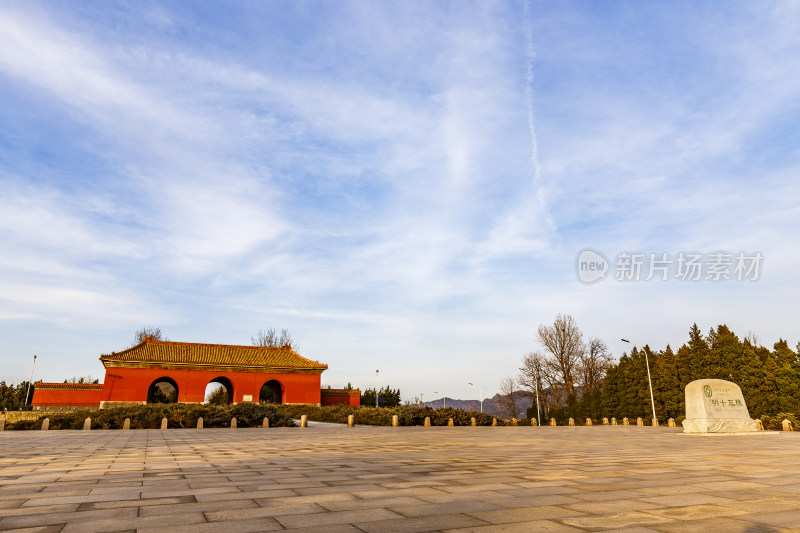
422 393 533 419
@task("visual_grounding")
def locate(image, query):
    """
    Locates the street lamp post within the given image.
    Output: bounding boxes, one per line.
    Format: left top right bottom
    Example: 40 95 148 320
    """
621 339 657 423
375 369 379 408
533 365 541 426
467 382 482 413
434 392 446 409
24 354 37 409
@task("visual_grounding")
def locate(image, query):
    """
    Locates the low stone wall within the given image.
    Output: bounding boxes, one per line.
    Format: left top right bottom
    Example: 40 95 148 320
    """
1 411 62 423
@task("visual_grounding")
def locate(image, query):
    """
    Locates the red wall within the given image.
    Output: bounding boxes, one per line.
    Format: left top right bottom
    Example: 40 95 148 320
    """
101 366 322 405
32 388 104 409
321 390 361 406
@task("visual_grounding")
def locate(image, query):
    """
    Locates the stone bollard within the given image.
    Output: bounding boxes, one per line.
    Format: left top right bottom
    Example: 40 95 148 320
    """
755 419 763 431
602 417 609 425
448 418 454 427
0 418 5 431
231 417 237 429
197 417 204 429
612 417 617 426
424 417 431 427
83 418 91 430
470 417 476 427
568 418 575 426
392 415 399 427
652 418 659 427
123 418 130 430
491 418 497 426
160 418 168 430
262 417 269 428
531 418 537 427
300 415 307 428
347 414 354 427
41 418 50 431
511 418 517 426
668 418 676 428
637 417 644 427
623 417 629 426
550 418 556 426
586 418 592 426
783 419 794 432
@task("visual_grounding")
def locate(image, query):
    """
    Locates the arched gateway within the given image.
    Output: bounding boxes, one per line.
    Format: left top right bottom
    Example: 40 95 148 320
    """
31 338 359 409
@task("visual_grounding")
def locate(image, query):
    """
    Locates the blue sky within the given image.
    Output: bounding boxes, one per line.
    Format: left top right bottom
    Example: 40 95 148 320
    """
1 1 799 402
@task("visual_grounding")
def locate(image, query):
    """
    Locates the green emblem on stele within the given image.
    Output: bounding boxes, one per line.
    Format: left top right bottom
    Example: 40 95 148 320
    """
703 385 712 398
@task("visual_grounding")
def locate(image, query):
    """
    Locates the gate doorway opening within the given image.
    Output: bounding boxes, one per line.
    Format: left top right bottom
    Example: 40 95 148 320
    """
147 377 178 404
204 377 233 405
260 380 283 404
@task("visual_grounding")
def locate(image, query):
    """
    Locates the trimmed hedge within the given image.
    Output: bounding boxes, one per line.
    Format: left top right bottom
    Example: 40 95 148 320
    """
7 403 294 430
758 413 798 431
16 403 786 429
271 404 503 426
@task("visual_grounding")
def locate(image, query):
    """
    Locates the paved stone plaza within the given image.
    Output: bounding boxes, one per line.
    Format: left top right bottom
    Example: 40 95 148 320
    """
1 426 799 532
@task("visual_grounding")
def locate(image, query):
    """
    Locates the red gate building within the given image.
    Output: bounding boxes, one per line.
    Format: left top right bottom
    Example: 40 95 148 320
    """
32 338 359 409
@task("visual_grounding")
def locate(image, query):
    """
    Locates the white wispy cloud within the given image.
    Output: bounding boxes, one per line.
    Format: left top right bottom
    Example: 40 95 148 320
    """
1 1 798 398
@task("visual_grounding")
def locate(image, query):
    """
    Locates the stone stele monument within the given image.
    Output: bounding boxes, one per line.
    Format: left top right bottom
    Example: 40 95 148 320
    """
682 379 758 433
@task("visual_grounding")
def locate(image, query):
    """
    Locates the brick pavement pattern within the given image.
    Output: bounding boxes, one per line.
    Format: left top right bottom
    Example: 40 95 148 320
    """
1 426 799 532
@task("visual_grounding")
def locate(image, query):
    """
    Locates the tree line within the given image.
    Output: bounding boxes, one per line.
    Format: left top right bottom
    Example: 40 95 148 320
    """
358 385 402 407
509 315 800 422
599 324 800 421
0 381 35 411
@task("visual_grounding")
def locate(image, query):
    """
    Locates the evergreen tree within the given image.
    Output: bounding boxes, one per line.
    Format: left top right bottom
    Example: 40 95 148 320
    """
674 344 693 390
772 340 800 412
654 345 682 419
0 381 35 410
207 386 229 405
600 365 621 418
738 341 770 416
360 386 401 407
707 325 736 380
686 324 710 381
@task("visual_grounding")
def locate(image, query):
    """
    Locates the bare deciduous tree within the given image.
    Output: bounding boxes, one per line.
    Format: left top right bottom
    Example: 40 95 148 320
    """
497 376 520 419
518 351 550 416
520 315 613 414
537 313 584 399
132 327 167 347
517 352 543 398
252 328 296 349
64 376 98 384
578 338 613 393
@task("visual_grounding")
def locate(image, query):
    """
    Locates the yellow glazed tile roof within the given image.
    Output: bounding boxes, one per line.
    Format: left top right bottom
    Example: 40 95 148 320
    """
100 340 328 370
35 382 104 391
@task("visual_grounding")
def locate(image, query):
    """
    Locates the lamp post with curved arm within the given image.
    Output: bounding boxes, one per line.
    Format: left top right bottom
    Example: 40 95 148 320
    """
434 392 446 408
621 339 657 423
467 382 482 413
24 354 37 409
533 365 541 426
